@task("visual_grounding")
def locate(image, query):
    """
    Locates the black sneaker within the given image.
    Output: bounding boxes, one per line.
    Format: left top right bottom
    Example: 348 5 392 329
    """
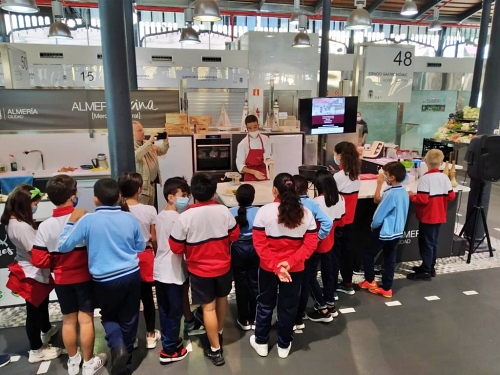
407 272 432 280
307 309 333 323
184 318 203 333
412 265 436 277
204 348 225 366
159 347 188 363
326 304 339 318
111 342 129 375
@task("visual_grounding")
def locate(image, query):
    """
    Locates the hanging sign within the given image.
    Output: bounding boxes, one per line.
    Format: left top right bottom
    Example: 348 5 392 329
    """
137 66 249 89
362 45 415 103
0 89 179 130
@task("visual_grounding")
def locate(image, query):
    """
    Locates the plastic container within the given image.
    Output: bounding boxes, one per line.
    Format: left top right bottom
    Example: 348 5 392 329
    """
9 154 17 172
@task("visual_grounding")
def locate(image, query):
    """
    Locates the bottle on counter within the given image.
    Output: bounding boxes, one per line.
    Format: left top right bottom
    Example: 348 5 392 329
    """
9 154 17 172
443 161 450 178
450 161 458 188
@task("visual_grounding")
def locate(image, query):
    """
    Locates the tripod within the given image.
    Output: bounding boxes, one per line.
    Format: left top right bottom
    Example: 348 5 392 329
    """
459 181 494 263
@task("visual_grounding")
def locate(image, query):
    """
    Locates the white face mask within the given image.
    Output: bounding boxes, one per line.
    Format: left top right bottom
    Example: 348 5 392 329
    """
249 131 259 138
357 116 362 122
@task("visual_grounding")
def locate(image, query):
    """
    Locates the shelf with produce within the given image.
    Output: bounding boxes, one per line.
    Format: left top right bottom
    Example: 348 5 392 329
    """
433 107 479 144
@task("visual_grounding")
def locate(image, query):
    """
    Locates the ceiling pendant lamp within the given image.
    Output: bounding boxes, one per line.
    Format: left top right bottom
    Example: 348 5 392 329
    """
346 0 372 31
428 9 442 32
48 0 72 39
0 0 38 13
180 8 200 44
400 0 418 16
292 14 311 48
193 0 221 22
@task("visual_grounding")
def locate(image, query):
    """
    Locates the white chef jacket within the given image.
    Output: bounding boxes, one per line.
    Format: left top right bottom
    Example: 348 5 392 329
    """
235 133 272 173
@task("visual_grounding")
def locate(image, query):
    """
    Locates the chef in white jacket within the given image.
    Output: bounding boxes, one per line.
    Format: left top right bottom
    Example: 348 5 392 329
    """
236 115 273 181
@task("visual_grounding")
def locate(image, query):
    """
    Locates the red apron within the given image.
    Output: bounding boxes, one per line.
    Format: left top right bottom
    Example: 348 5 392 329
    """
138 247 154 283
243 135 268 181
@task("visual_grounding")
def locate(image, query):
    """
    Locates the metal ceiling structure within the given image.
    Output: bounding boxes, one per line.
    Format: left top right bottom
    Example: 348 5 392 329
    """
28 0 492 27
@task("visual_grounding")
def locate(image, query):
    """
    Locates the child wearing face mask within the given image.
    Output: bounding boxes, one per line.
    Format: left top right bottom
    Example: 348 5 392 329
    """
1 185 63 364
358 162 409 298
228 184 260 331
31 175 107 375
153 177 192 363
118 172 160 350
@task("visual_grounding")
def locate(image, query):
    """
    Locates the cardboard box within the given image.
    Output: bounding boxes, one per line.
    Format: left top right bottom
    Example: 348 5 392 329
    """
194 125 209 134
165 113 188 124
165 123 191 135
190 115 212 127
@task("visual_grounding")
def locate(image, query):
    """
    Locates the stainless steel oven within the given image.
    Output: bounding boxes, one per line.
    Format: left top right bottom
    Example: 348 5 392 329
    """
193 134 232 173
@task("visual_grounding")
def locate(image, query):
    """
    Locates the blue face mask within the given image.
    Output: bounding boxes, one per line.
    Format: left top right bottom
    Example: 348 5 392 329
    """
334 156 340 165
174 197 189 212
73 197 79 207
32 206 38 214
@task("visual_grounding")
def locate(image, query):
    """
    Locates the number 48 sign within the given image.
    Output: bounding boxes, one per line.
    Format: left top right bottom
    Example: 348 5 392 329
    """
362 45 415 103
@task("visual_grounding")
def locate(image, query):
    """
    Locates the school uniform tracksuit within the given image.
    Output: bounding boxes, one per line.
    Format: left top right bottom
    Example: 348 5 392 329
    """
297 196 333 318
58 206 146 357
333 171 361 287
410 169 455 273
169 201 240 306
229 206 260 325
364 185 409 291
252 201 318 349
31 206 93 317
154 209 187 354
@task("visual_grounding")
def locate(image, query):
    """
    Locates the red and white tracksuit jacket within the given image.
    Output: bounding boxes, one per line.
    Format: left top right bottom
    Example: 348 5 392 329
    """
334 170 360 227
314 195 345 253
252 199 318 275
31 205 90 285
410 169 456 224
169 201 240 278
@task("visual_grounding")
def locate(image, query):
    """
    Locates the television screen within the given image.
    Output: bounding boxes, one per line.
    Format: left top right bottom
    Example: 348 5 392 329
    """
299 96 358 135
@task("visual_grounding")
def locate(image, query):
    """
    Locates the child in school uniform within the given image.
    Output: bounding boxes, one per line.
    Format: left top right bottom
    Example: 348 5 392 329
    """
332 141 361 296
58 178 145 375
308 170 345 322
293 174 333 329
229 184 260 331
250 173 318 359
407 149 455 280
31 175 106 375
169 173 240 367
1 185 62 364
154 177 191 363
358 162 409 298
118 172 160 349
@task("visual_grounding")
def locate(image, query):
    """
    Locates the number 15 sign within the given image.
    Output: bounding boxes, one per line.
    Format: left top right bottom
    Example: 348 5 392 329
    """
361 45 415 103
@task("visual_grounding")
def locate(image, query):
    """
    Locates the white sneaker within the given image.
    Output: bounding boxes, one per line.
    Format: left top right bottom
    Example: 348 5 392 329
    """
67 352 82 375
146 329 161 349
250 335 268 357
41 324 59 344
28 344 62 363
277 343 292 359
82 353 107 375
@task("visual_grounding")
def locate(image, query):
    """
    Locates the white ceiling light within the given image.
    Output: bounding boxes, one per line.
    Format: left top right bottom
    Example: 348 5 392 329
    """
429 9 442 32
293 14 311 48
193 0 221 22
0 0 38 13
400 0 418 16
180 8 200 44
346 0 372 31
48 0 72 39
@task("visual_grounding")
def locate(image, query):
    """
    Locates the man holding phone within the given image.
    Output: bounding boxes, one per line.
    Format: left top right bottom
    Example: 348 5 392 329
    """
133 121 170 205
